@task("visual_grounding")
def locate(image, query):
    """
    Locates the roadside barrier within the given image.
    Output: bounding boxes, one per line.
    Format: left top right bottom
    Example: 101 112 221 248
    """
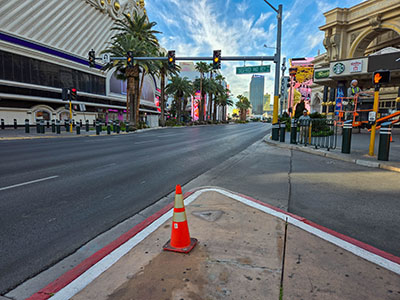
25 119 29 134
163 185 197 253
56 120 61 134
378 122 392 161
342 120 352 154
296 118 337 150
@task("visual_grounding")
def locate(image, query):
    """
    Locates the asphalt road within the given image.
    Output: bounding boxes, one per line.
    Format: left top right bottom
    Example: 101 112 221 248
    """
0 123 270 294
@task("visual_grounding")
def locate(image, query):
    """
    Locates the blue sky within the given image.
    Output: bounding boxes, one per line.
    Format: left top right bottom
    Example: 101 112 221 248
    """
145 0 363 97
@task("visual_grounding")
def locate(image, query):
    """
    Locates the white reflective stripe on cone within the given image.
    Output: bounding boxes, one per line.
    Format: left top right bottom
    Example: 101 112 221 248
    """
173 211 187 222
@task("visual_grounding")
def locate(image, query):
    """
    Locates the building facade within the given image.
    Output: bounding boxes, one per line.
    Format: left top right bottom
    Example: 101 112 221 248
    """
0 0 161 126
249 75 264 115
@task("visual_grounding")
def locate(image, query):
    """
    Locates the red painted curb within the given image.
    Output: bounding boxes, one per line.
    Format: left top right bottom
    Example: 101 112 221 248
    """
27 202 175 300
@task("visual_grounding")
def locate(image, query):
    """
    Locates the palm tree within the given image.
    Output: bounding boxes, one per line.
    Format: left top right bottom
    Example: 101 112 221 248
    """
207 64 214 121
102 12 160 130
213 74 226 121
236 95 251 122
216 88 232 121
165 76 193 123
155 50 181 126
195 62 210 122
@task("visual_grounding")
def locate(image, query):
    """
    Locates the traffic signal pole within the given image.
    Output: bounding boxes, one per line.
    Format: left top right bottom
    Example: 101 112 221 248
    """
369 85 380 156
69 97 73 132
273 4 282 126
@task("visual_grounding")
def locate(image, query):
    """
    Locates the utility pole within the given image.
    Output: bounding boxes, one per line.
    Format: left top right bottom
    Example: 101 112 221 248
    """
280 57 286 115
263 1 283 140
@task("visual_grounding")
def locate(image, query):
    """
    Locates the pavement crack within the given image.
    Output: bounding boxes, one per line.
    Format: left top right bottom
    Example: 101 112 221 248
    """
287 149 293 210
208 259 280 273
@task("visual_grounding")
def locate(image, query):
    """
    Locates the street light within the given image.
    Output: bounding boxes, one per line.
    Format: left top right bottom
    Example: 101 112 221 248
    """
263 44 276 50
263 0 282 141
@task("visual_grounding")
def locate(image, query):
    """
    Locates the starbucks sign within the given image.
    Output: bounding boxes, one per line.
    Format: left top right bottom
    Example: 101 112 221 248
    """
333 63 345 74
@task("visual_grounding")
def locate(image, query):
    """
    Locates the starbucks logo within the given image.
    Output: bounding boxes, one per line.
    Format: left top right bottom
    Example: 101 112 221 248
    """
333 63 345 74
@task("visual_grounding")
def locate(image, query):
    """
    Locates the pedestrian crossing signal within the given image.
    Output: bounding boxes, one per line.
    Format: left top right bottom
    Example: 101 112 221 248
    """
373 70 390 85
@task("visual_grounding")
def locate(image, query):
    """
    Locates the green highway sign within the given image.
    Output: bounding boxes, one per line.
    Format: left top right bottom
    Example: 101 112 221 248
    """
236 65 271 74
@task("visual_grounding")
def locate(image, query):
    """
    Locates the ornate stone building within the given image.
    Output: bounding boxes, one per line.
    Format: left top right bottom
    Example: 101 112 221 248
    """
0 0 161 126
313 0 400 115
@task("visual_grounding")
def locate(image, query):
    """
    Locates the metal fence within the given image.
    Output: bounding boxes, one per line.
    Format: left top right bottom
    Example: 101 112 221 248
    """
295 118 337 150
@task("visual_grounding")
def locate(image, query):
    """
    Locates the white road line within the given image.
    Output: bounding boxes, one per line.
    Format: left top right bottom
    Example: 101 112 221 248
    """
133 140 157 144
0 175 59 192
51 188 400 300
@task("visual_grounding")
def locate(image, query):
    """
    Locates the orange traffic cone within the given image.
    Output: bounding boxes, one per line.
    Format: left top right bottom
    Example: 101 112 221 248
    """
163 185 197 253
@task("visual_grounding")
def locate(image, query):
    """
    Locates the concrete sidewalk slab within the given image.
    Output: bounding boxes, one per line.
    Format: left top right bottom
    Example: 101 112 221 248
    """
28 188 400 300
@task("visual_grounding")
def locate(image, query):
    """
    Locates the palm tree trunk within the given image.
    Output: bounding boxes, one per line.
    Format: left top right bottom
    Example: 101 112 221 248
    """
133 65 140 128
208 71 213 121
213 98 217 121
126 68 136 128
160 69 166 126
199 74 204 122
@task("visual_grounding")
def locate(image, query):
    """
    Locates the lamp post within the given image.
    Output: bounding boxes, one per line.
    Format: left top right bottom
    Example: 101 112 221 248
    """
281 57 286 115
263 0 282 140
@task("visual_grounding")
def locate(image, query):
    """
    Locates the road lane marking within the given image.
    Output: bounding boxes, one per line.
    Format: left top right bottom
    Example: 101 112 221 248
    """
133 140 157 144
0 175 59 192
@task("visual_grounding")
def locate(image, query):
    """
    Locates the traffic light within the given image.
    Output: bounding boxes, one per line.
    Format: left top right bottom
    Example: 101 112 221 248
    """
127 51 134 67
88 49 96 68
372 70 390 85
213 50 221 69
61 88 69 101
167 50 175 69
70 88 77 100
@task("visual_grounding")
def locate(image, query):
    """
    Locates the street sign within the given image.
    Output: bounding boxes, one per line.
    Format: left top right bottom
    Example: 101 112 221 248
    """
102 53 110 64
236 65 270 75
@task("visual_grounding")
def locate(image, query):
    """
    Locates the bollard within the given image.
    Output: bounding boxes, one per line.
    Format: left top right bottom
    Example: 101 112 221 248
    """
107 123 111 134
46 120 50 128
86 120 89 132
76 123 80 135
117 122 120 134
40 120 45 134
113 121 117 133
290 119 297 144
93 119 96 128
25 119 30 133
51 120 55 133
1 119 4 130
279 123 286 143
36 121 40 133
126 123 129 133
341 120 352 154
96 121 100 135
14 119 17 129
271 123 279 141
378 122 392 161
80 120 82 128
56 120 61 134
72 120 75 128
64 120 68 131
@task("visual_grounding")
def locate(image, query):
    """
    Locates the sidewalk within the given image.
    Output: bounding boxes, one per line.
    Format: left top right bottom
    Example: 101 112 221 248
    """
266 128 400 172
0 127 129 140
28 188 400 300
